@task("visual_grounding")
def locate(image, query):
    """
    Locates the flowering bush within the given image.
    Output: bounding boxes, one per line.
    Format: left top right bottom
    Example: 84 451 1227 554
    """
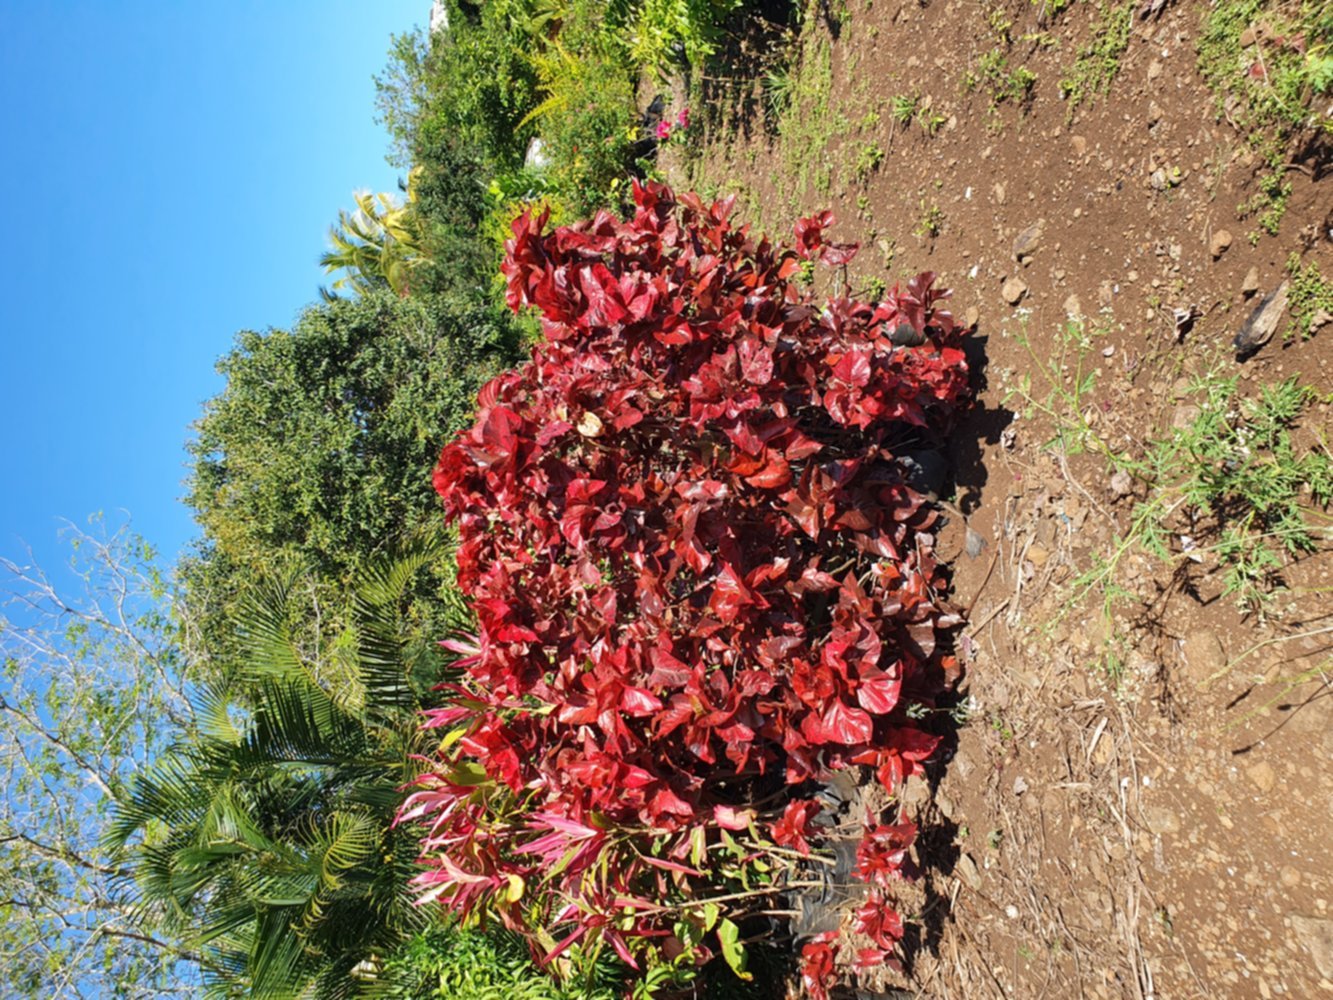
398 181 973 994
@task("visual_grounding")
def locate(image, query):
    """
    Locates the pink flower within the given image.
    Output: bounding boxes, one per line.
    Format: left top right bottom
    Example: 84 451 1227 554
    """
655 120 672 140
675 107 690 130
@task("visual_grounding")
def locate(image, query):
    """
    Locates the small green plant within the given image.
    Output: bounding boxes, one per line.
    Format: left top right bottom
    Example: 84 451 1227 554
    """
986 4 1014 42
919 108 948 135
1059 0 1134 115
1286 253 1333 342
966 49 1038 107
891 92 919 125
864 275 888 301
852 141 885 181
914 201 944 237
1033 0 1074 20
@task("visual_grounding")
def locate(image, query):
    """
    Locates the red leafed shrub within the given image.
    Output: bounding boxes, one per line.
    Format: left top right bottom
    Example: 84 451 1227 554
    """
399 180 972 991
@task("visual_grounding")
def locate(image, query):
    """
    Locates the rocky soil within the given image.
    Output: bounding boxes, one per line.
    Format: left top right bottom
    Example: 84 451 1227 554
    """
669 0 1333 995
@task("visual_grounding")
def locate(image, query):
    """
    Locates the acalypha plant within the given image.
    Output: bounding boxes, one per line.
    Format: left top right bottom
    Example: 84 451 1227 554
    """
397 181 973 997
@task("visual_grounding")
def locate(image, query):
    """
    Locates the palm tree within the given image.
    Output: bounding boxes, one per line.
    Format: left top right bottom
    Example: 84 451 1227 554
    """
106 540 456 999
320 167 429 300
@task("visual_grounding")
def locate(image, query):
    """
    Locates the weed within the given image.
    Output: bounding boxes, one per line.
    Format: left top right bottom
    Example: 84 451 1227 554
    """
914 201 945 237
919 108 948 135
966 49 1038 107
987 5 1014 43
764 64 794 119
860 109 882 130
1286 254 1333 342
775 28 835 200
852 141 885 181
1033 0 1074 21
1059 0 1134 115
891 93 920 124
1198 0 1333 234
864 275 888 301
1240 167 1292 237
1009 320 1333 624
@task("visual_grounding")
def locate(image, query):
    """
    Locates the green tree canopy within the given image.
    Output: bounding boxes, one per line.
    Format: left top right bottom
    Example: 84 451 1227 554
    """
183 289 519 669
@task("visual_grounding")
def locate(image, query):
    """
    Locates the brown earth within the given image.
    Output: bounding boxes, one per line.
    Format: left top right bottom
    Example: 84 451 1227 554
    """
665 1 1333 996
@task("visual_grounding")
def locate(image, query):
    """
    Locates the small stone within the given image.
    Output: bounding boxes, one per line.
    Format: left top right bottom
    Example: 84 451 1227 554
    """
1012 775 1030 796
1292 915 1333 979
964 305 980 327
957 852 983 890
1242 266 1260 296
993 182 1007 205
1071 135 1088 156
1246 761 1277 793
1310 307 1333 333
1181 629 1226 685
1098 281 1115 307
1281 866 1302 888
1002 277 1028 305
1110 470 1134 497
1013 222 1044 261
1142 805 1180 835
1147 60 1163 81
1211 229 1233 258
1063 294 1083 319
1147 101 1163 125
1150 168 1169 191
1005 904 1020 919
1172 404 1201 431
1239 26 1256 47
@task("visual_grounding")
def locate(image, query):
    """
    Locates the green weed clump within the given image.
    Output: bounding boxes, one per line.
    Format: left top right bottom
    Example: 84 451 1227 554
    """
1008 321 1333 632
1197 0 1333 236
1286 253 1333 342
1059 0 1134 115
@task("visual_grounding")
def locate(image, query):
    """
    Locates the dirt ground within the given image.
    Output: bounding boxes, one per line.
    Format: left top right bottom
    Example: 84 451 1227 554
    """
665 1 1333 996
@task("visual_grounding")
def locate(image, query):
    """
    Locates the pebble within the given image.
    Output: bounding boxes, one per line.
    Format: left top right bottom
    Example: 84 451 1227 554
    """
1014 222 1044 261
1110 470 1134 497
1063 294 1083 319
1246 761 1277 794
1002 276 1029 305
1211 229 1234 258
1292 915 1333 979
1072 135 1087 156
1148 59 1163 81
957 852 983 890
1142 804 1180 835
1243 266 1261 296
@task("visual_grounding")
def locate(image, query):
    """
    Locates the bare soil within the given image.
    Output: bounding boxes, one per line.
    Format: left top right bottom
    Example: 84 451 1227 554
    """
666 1 1333 995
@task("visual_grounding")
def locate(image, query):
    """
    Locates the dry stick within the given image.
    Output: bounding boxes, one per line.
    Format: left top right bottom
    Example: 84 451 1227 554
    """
965 540 1003 619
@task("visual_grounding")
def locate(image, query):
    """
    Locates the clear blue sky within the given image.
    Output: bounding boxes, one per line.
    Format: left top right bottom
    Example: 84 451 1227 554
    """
0 0 426 572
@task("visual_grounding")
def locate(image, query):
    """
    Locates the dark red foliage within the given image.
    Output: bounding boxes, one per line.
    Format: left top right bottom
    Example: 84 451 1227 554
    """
399 181 973 989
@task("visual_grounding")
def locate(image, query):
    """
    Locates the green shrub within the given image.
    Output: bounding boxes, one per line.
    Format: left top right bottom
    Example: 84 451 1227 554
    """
369 926 623 1000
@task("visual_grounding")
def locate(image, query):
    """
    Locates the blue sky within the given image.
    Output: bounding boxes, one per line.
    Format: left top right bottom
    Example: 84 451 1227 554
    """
0 0 426 573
